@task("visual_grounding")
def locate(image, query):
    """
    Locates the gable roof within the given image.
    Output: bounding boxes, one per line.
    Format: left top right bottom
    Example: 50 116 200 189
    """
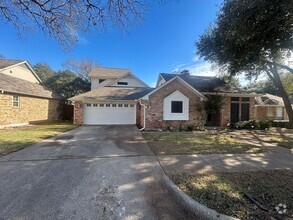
88 67 131 78
0 59 23 69
105 72 149 88
0 73 62 99
159 73 246 93
142 76 207 101
0 59 42 83
69 87 154 101
255 93 285 105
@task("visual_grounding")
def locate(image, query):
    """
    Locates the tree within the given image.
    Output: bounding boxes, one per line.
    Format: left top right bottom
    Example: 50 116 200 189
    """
0 0 150 49
33 63 55 83
45 70 90 99
196 0 293 128
217 72 241 88
62 59 99 80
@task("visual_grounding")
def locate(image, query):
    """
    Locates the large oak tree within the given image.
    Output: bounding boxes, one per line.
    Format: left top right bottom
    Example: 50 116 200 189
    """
196 0 293 128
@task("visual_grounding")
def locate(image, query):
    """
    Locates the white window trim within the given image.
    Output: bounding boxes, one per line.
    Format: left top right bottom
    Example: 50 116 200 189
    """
163 90 189 120
12 95 20 108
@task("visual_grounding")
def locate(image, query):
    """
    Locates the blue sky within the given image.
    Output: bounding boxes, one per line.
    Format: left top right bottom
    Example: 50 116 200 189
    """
0 0 223 86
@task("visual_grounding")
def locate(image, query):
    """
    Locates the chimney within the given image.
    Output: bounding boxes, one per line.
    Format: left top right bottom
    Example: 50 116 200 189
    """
180 69 190 76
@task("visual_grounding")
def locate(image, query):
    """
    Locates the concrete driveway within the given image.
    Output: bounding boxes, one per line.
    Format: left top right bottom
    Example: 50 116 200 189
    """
0 126 194 219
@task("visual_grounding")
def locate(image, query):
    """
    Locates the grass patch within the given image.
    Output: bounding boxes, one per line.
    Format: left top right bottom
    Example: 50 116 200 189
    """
0 121 78 155
170 170 293 219
143 132 267 155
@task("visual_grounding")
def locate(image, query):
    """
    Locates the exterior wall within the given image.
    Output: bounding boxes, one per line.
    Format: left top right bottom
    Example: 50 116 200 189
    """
73 101 84 125
255 106 289 121
111 75 146 87
1 64 39 83
91 78 115 90
141 79 205 130
220 96 255 127
0 93 62 126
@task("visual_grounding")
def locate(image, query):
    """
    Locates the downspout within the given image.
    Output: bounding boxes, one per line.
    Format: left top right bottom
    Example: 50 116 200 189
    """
139 99 146 131
0 90 4 94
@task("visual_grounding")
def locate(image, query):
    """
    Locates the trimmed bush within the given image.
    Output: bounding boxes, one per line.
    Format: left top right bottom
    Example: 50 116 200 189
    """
230 120 272 130
272 121 290 128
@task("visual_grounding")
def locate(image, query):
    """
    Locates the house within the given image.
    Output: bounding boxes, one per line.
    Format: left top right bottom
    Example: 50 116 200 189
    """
70 67 258 129
0 59 63 127
255 93 291 121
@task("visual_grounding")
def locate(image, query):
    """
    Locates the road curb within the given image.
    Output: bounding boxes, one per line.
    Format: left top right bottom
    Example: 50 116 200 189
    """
162 173 239 220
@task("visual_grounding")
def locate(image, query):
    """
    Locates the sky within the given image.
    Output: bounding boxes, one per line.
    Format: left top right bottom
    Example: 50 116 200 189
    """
0 0 225 87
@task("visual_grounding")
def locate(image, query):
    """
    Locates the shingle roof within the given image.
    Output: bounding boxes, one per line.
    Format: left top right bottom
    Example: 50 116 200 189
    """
255 93 284 105
0 59 23 69
160 73 247 93
0 73 62 99
70 87 154 101
88 67 130 78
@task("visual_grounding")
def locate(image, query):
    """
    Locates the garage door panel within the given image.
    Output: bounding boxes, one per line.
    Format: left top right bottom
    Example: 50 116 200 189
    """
83 103 136 125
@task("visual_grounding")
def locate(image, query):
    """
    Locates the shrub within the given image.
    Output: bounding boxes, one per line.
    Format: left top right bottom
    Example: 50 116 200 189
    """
187 124 197 131
179 123 185 132
272 121 290 128
230 120 272 130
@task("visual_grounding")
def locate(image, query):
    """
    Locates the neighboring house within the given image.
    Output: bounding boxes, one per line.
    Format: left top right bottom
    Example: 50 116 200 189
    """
70 67 258 129
255 93 291 121
0 59 63 127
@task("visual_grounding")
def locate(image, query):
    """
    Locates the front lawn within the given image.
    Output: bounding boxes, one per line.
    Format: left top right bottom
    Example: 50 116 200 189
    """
143 132 267 155
170 170 293 220
0 121 78 155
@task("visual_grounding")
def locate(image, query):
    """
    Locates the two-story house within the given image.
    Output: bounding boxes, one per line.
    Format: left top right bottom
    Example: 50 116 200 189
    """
70 67 258 129
0 59 63 127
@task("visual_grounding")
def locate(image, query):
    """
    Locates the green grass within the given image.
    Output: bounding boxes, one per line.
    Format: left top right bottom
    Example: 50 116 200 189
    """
143 132 267 155
0 121 78 155
170 170 293 220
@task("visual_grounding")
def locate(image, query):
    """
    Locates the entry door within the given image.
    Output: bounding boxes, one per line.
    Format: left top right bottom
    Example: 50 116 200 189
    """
230 103 239 123
241 103 250 121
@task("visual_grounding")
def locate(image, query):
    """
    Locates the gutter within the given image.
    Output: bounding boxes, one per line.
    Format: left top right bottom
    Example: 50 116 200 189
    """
139 99 146 131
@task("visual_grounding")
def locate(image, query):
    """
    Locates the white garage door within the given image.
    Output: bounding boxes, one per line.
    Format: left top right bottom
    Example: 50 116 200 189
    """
83 103 136 125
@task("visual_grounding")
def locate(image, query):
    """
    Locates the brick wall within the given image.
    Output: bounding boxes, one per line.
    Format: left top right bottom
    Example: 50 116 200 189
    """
219 96 256 127
142 79 205 130
255 106 289 121
0 93 63 125
73 101 84 125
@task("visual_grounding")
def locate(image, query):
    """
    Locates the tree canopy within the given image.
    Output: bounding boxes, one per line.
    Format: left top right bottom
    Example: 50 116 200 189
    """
0 0 154 49
196 0 293 127
33 63 55 83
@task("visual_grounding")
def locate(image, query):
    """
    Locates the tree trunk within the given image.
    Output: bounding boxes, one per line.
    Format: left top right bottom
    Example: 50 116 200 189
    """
267 66 293 128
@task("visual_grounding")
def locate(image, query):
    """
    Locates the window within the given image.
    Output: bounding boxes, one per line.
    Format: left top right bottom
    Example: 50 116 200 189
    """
242 97 250 102
124 104 129 107
112 104 117 107
86 103 91 107
99 79 105 84
100 104 104 107
231 97 240 101
118 104 123 107
130 104 134 107
12 96 19 107
106 104 110 107
276 107 284 119
93 104 98 107
171 101 183 113
117 82 128 85
267 107 274 117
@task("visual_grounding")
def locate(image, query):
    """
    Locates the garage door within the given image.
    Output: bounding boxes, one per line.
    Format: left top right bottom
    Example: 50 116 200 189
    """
83 103 136 125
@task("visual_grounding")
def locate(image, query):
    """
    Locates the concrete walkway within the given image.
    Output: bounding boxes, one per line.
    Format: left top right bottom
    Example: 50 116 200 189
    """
158 151 293 174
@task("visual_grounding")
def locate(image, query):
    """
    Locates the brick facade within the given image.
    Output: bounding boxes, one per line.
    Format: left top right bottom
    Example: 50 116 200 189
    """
0 93 63 126
138 79 205 130
219 97 255 127
255 106 289 121
73 101 84 125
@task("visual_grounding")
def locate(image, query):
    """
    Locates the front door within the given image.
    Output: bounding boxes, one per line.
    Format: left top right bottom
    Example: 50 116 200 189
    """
230 103 239 123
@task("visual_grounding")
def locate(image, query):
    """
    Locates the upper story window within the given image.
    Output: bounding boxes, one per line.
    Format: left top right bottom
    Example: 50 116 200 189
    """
171 101 183 113
99 79 106 84
12 96 20 107
117 82 128 85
